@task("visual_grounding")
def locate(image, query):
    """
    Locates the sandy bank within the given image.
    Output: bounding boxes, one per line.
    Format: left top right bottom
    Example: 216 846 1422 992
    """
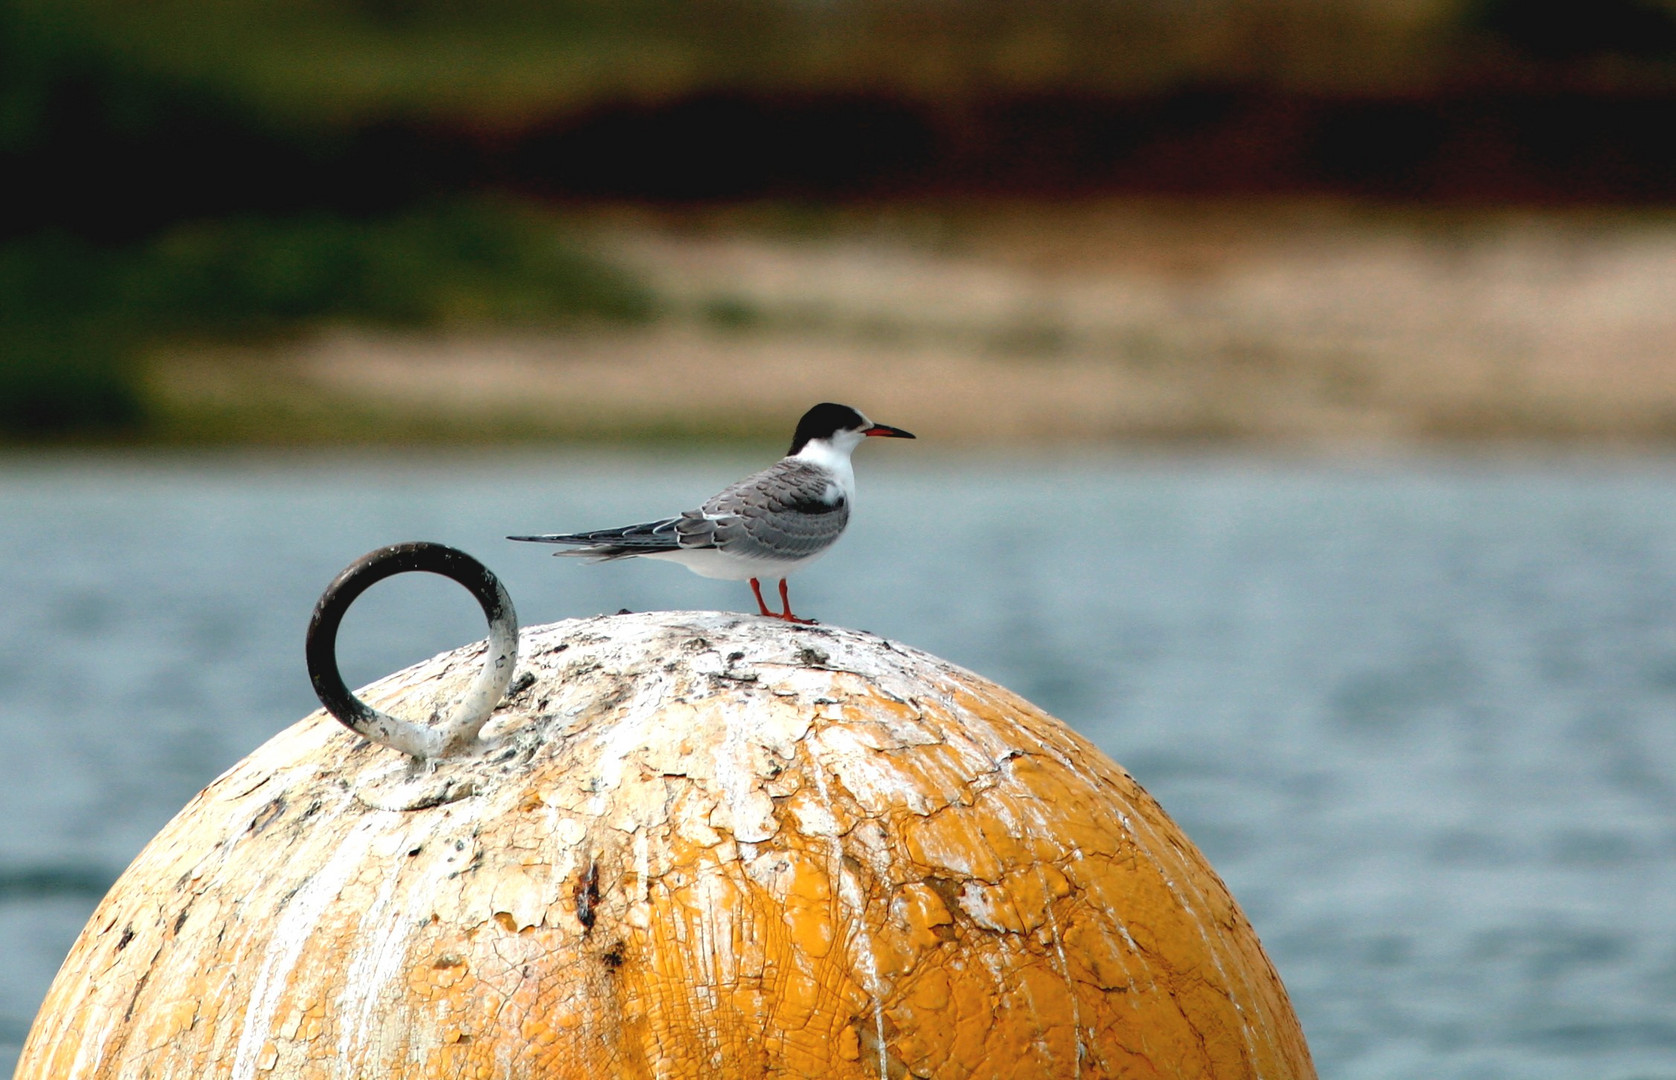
148 201 1676 446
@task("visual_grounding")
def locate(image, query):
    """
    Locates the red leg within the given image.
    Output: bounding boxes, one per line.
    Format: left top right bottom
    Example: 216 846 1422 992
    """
748 578 775 617
777 578 817 625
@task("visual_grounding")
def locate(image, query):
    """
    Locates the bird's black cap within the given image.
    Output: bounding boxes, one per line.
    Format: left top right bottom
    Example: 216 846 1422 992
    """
788 403 869 455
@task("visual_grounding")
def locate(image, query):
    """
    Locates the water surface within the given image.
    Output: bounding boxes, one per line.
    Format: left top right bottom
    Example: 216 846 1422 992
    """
2 450 1673 1079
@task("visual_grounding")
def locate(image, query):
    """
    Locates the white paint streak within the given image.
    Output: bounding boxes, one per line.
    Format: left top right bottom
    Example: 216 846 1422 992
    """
1037 864 1087 1077
714 706 776 842
812 725 941 816
65 998 120 1079
230 806 371 1080
812 767 889 1080
586 675 669 819
845 870 889 1080
333 822 422 1070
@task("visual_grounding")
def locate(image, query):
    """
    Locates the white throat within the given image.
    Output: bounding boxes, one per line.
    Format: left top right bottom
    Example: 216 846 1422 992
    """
793 433 861 500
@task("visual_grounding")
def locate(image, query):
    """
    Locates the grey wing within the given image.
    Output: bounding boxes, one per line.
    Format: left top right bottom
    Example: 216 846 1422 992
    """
696 459 849 561
508 517 691 559
507 505 748 560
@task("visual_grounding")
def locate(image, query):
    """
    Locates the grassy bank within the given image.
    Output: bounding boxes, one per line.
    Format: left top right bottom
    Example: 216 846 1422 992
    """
0 201 654 441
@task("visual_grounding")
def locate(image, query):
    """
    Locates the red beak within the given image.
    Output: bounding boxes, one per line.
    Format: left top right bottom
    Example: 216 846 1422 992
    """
863 424 915 439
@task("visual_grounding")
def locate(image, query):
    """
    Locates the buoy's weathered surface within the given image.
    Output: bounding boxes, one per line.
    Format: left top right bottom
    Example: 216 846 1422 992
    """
18 613 1315 1079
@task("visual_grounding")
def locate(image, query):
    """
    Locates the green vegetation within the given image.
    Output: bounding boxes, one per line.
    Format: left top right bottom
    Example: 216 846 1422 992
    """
0 204 654 438
2 0 661 440
36 0 1605 125
30 0 1666 129
126 203 653 332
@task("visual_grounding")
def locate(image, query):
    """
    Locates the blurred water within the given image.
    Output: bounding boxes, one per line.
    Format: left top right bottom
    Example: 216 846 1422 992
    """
2 449 1674 1079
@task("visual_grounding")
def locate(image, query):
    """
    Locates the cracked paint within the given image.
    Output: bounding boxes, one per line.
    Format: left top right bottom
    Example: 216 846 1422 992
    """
16 612 1314 1079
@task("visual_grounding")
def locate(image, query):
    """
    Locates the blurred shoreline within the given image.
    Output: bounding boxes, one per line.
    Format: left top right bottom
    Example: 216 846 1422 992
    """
132 198 1676 449
10 2 1676 449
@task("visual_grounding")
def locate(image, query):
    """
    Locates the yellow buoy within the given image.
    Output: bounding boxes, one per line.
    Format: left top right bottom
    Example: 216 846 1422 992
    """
17 612 1314 1078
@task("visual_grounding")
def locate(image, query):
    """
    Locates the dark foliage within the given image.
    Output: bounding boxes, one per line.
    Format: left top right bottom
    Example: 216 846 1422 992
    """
1467 0 1676 62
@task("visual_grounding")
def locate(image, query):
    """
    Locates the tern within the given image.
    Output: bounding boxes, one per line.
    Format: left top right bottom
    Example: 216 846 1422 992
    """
509 403 915 623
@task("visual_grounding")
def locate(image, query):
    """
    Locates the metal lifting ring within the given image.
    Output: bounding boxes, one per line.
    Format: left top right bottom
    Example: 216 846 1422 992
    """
306 542 519 759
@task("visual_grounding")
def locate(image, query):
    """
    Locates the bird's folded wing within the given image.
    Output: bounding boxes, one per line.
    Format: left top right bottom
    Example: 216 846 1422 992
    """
508 518 686 557
700 460 850 560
